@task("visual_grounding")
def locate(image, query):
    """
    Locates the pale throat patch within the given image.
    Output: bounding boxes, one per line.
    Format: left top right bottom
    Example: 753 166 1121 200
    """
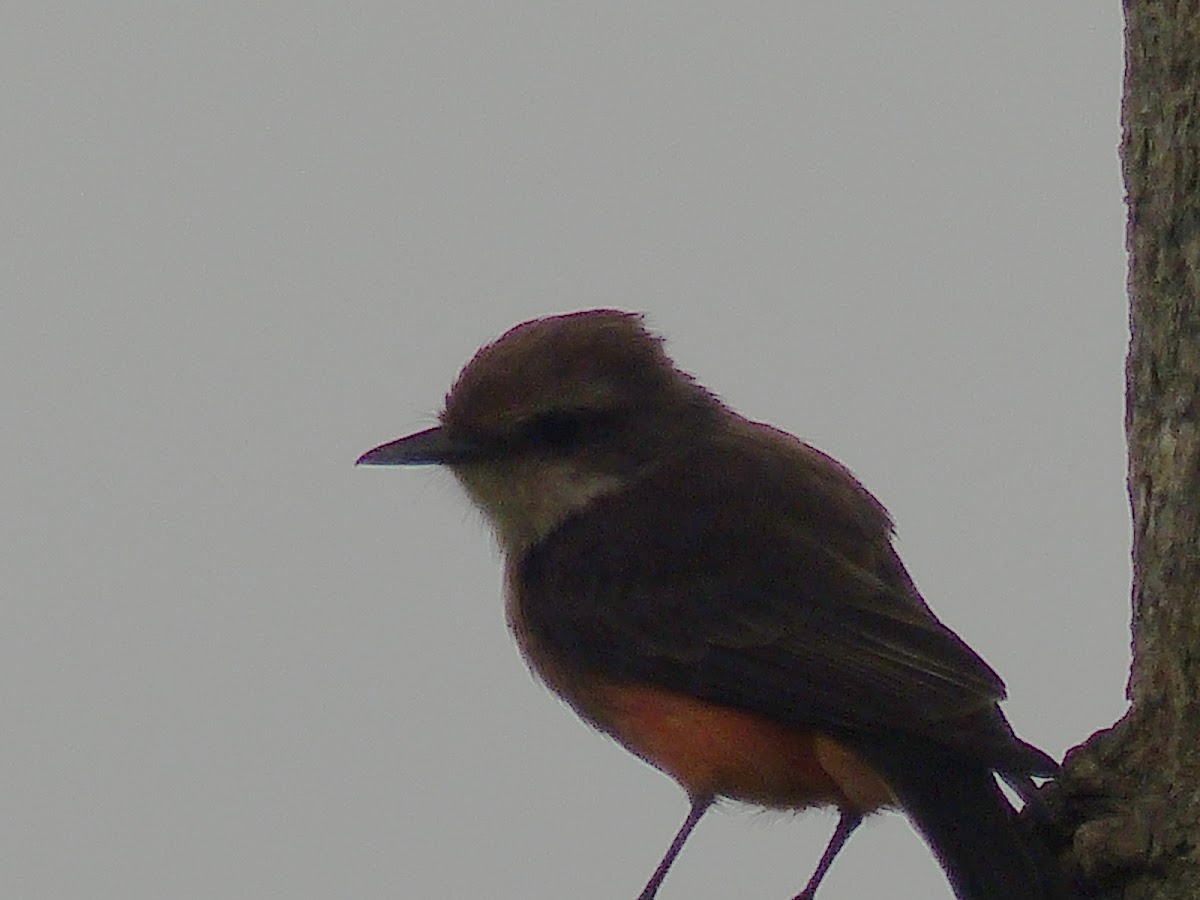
451 459 625 553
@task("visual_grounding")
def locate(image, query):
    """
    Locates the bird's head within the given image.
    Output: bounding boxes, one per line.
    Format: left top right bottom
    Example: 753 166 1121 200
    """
358 309 719 552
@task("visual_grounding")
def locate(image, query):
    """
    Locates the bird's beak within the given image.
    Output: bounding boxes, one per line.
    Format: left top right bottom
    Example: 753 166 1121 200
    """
356 426 480 466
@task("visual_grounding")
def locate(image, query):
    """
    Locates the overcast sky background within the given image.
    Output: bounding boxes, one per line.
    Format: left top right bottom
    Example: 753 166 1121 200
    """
4 4 1127 899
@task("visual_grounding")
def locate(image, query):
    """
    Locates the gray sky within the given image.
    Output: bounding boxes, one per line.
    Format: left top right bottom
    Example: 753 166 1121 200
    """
4 4 1127 899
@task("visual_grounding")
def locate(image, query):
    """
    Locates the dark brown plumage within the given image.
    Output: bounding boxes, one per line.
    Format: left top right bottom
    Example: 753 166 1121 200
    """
358 309 1060 900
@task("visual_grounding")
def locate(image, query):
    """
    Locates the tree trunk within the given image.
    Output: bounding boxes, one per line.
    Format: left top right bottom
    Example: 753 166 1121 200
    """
1043 2 1200 898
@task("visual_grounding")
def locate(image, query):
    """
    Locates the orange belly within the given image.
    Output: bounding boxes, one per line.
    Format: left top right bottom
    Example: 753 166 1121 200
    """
590 681 895 813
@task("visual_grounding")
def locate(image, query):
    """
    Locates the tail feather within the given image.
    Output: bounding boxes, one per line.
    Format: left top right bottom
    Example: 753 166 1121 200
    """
860 742 1060 900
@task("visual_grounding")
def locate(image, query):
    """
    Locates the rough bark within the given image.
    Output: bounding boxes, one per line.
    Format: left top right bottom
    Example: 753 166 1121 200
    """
1039 2 1200 897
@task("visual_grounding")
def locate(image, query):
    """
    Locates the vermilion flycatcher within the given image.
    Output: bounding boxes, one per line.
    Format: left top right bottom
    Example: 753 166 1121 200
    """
358 310 1059 899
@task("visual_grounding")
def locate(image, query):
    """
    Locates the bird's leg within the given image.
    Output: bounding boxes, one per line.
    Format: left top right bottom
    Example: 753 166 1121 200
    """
635 796 713 900
793 810 863 900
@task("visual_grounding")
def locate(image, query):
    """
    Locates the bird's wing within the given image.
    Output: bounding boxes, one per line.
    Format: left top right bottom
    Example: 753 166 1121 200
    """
516 423 1042 772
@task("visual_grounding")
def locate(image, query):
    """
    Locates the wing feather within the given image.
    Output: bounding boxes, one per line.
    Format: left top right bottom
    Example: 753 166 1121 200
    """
517 420 1042 772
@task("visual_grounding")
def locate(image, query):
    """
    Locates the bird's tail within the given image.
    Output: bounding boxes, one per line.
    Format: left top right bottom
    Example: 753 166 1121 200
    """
862 742 1061 900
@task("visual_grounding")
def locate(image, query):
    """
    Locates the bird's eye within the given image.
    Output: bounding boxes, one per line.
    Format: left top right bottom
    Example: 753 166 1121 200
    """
526 410 586 451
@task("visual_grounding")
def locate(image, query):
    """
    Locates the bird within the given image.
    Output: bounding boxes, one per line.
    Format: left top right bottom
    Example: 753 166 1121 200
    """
357 309 1060 900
